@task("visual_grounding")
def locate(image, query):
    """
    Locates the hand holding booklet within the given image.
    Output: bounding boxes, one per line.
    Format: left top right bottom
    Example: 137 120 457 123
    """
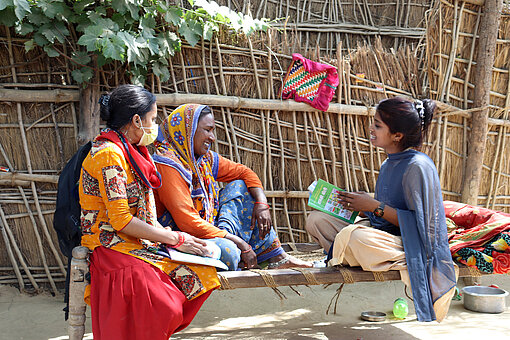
307 179 359 224
157 240 228 270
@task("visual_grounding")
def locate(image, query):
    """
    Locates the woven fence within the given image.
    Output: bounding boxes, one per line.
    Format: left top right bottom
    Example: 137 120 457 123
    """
1 0 510 291
212 0 433 54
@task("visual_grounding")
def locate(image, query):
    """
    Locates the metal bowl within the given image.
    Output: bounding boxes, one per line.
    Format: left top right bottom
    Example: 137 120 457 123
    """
360 311 386 322
462 286 509 314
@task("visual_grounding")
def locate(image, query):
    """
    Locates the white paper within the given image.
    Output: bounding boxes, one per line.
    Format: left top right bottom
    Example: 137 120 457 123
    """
164 247 229 270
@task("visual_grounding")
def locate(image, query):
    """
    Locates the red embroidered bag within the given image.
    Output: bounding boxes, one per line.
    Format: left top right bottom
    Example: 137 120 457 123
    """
281 53 339 111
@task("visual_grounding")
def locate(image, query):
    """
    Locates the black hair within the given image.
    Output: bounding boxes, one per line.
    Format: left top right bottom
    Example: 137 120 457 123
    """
198 106 213 122
376 97 435 150
99 84 156 130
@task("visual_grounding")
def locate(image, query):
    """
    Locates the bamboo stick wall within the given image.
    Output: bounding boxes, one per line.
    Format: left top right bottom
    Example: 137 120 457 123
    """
210 0 433 54
1 0 510 291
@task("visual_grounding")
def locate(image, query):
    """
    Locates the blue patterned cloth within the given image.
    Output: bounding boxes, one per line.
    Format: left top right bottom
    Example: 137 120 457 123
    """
158 180 283 271
212 180 283 270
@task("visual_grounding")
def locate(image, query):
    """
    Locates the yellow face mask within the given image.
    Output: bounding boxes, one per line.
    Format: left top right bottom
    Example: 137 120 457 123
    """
137 124 159 146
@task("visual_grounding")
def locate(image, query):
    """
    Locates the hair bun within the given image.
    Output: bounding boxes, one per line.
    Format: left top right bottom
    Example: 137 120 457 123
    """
421 99 436 130
98 94 112 122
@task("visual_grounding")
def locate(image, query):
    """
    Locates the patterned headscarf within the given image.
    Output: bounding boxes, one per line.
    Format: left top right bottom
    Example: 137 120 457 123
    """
153 104 220 224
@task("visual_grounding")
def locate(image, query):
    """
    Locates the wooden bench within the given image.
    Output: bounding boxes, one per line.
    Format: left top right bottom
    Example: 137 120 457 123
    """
67 245 485 340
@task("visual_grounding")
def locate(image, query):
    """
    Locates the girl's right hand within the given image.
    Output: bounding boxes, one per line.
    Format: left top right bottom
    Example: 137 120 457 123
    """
174 232 210 256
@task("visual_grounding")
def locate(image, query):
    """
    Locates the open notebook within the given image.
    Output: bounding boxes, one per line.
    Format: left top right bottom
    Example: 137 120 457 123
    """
157 244 229 271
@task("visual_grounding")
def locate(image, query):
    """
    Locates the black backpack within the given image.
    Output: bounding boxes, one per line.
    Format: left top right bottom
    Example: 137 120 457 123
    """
53 141 92 319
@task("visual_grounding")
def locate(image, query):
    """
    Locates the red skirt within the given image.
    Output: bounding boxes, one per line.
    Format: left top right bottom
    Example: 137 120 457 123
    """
89 246 211 340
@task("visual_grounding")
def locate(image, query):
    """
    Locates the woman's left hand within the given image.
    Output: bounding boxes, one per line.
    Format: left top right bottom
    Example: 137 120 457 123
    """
251 203 272 240
338 191 379 213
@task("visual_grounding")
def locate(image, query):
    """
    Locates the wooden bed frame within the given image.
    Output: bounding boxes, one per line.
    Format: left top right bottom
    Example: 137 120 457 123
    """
67 245 485 340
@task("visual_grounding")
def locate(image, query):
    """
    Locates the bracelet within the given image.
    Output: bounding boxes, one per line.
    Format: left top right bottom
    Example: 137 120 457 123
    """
169 231 185 248
254 201 270 209
241 245 252 254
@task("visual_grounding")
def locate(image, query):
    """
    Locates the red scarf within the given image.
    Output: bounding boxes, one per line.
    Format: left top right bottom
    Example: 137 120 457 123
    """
97 129 162 189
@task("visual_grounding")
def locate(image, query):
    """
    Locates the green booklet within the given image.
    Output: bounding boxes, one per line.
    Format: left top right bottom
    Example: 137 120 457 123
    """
307 179 359 224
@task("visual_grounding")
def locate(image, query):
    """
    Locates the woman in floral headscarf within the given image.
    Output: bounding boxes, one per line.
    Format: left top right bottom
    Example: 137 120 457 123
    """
153 104 311 270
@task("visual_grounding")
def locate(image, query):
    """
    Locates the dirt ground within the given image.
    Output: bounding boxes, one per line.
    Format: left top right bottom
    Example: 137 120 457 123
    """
1 274 510 340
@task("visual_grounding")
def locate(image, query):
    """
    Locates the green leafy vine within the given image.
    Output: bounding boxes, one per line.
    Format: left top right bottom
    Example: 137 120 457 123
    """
0 0 271 85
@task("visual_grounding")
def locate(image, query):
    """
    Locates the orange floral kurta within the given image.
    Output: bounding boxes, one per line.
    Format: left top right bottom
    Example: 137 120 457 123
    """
79 139 219 300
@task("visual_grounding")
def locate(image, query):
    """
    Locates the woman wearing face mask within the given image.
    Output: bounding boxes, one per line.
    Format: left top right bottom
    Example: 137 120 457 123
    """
153 104 312 270
79 85 219 340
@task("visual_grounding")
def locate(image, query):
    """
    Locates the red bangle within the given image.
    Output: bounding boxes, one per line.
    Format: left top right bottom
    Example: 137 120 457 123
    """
254 202 270 209
241 245 252 254
169 231 185 248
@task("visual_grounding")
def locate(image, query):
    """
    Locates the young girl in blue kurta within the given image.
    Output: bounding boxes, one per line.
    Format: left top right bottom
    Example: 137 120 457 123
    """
306 97 457 322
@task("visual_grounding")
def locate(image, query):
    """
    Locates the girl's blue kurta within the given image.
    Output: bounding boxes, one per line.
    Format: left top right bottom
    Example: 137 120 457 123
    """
376 149 456 322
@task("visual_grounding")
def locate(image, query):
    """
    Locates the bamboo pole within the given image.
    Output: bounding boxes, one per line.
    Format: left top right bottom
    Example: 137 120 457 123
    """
309 112 329 182
157 93 372 115
336 48 352 190
207 43 220 95
464 7 482 109
50 104 65 167
248 37 263 99
439 117 449 184
265 110 279 236
442 0 464 103
291 111 312 242
260 110 268 188
274 111 296 244
178 51 189 93
346 115 359 191
201 38 211 95
462 0 485 4
338 114 351 191
325 114 338 186
0 172 58 184
0 206 40 291
486 126 503 207
0 180 31 187
168 57 179 93
0 211 24 290
219 108 234 160
303 113 318 181
0 88 79 102
352 116 370 192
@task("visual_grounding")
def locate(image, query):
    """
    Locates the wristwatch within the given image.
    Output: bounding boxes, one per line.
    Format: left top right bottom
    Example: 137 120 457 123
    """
373 202 385 217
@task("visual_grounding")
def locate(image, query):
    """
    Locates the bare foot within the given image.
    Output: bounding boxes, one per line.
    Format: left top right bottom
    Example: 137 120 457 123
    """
267 253 313 269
